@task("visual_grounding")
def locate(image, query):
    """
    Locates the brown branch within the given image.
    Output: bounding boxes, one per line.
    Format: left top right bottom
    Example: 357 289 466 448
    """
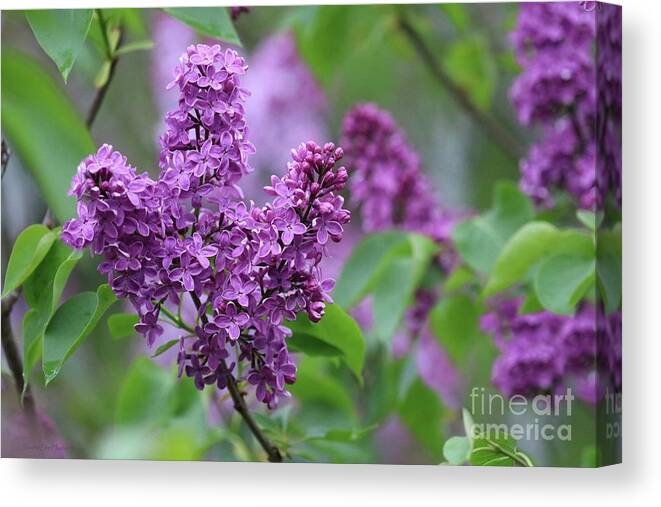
398 16 524 162
189 292 282 462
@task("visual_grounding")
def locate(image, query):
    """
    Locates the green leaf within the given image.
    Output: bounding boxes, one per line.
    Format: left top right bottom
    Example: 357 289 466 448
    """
43 284 116 384
285 304 365 383
443 436 471 465
453 182 534 273
25 9 93 81
21 240 82 389
577 209 603 231
442 265 475 292
162 8 240 45
1 50 96 222
429 294 482 365
534 255 595 315
2 224 57 297
152 339 180 358
597 253 622 314
470 436 533 467
483 221 559 296
334 230 411 308
399 379 445 461
372 234 438 343
519 291 544 314
288 357 356 417
443 35 497 110
107 313 140 339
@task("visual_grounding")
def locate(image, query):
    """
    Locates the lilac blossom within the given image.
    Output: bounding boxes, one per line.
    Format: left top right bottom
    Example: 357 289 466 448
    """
510 2 621 210
63 44 351 409
481 299 600 401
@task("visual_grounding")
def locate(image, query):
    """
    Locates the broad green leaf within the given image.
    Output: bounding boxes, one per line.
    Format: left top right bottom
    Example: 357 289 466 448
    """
372 234 438 343
597 253 621 314
288 357 355 418
443 35 497 110
483 221 559 296
442 265 475 292
2 50 95 222
334 230 411 308
534 255 595 315
453 182 534 273
25 9 93 81
115 357 173 426
43 284 116 384
443 436 471 465
399 378 445 461
2 224 57 297
107 313 140 339
21 240 82 389
287 334 343 358
285 304 366 383
429 294 482 365
163 8 240 45
470 436 533 467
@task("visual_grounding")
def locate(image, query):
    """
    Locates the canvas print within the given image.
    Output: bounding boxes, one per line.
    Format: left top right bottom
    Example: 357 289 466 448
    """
1 2 621 466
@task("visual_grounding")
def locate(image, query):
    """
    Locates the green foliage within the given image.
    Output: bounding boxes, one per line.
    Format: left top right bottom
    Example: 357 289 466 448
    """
399 378 445 461
470 436 533 467
429 294 482 365
98 357 210 460
43 284 116 384
107 313 140 339
453 182 534 273
1 50 96 222
285 304 366 383
443 436 472 465
534 254 595 315
335 231 437 344
443 35 497 110
288 357 356 418
442 265 476 292
163 7 240 45
2 224 58 297
25 9 93 82
334 230 411 308
21 239 82 390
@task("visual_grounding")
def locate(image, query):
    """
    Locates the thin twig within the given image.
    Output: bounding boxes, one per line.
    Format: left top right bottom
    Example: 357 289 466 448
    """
86 13 123 127
189 292 282 462
398 15 524 162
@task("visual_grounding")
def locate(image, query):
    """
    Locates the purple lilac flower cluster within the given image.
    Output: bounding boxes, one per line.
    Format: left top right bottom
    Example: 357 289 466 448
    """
63 44 350 408
341 103 461 272
510 2 620 210
481 299 600 401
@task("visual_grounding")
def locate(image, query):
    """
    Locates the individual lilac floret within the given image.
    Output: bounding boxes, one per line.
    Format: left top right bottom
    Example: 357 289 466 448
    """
62 43 351 409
